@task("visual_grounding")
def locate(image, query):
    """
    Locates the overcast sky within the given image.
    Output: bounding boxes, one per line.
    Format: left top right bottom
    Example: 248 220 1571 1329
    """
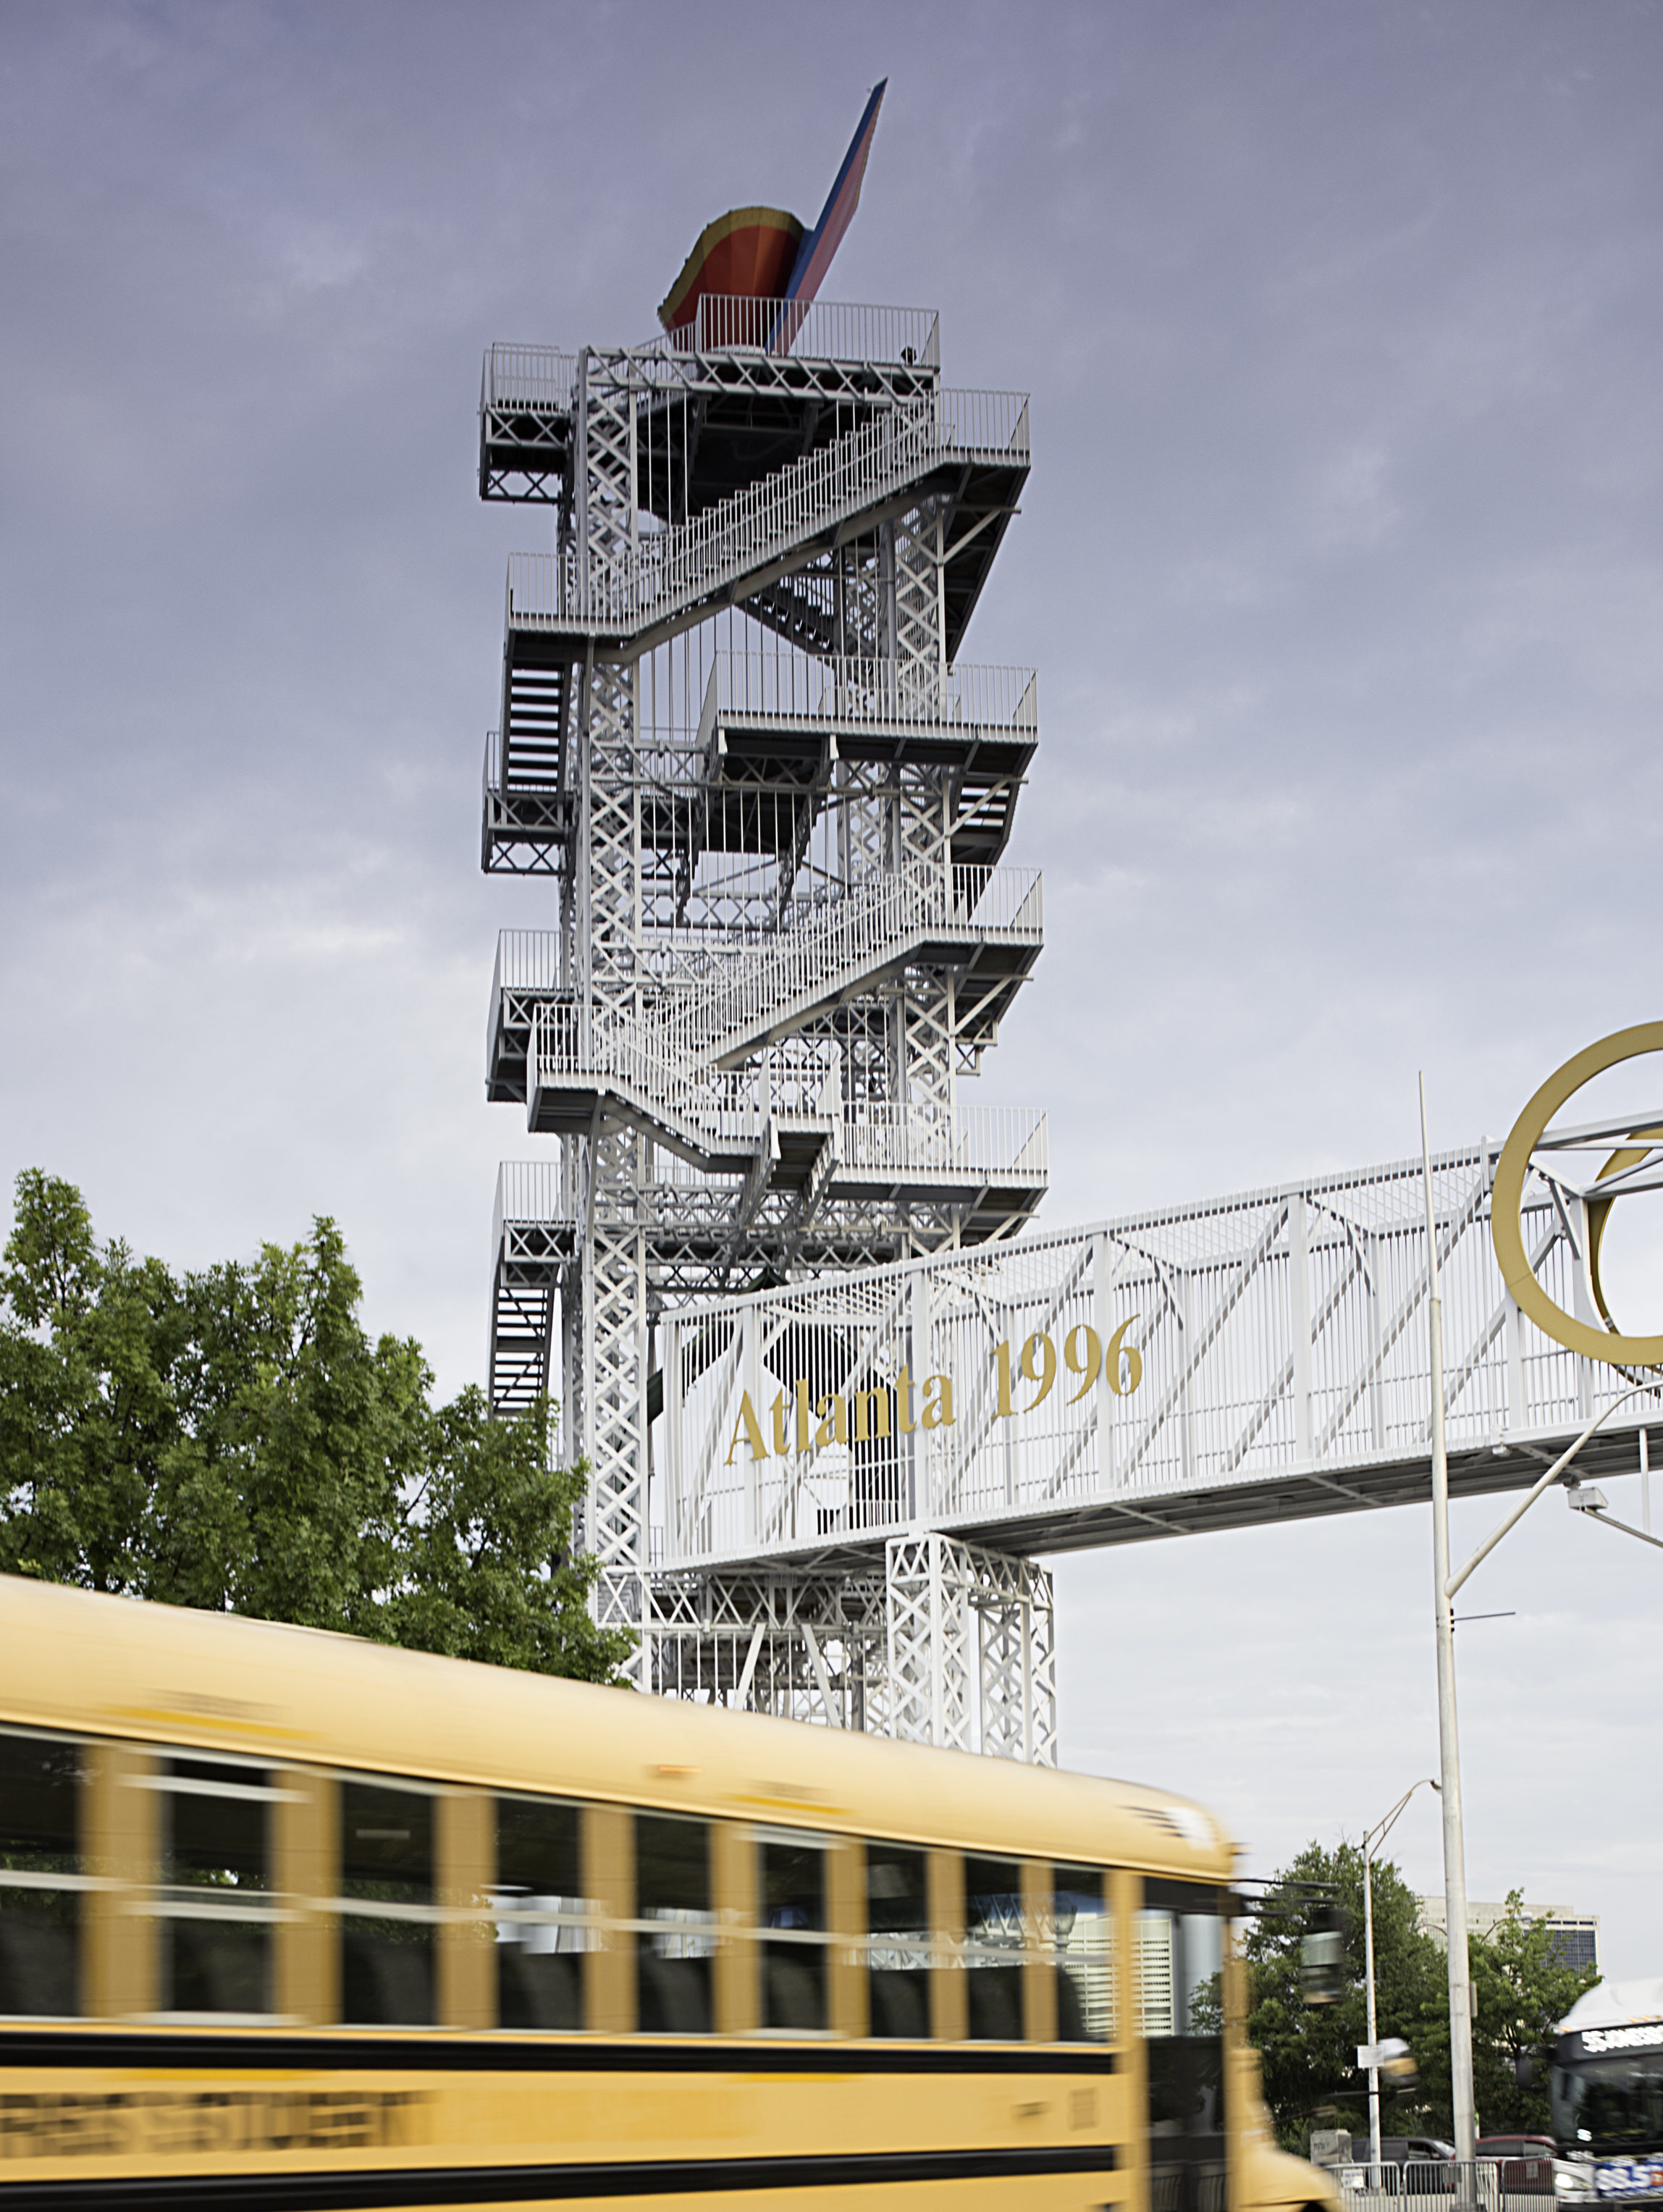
4 1 1662 1990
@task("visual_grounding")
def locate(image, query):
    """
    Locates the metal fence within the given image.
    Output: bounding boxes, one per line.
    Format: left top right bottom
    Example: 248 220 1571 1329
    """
1334 2159 1551 2212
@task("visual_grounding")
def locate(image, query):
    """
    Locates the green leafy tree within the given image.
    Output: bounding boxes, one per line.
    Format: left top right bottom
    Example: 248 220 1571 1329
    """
1470 1891 1599 2135
1242 1841 1452 2151
0 1169 630 1683
384 1383 623 1678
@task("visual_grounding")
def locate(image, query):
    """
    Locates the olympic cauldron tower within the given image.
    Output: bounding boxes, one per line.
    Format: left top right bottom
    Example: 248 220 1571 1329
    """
476 290 1048 1730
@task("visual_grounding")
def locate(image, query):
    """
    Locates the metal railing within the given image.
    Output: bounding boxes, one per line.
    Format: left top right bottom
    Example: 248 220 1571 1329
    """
706 651 1038 733
482 345 579 413
952 865 1043 934
496 865 1040 1083
654 296 940 369
838 1105 1048 1180
483 306 942 416
527 993 1045 1186
492 1161 566 1258
533 1001 707 1132
487 930 562 1069
494 930 563 995
664 862 1041 1065
507 387 1031 634
937 387 1031 456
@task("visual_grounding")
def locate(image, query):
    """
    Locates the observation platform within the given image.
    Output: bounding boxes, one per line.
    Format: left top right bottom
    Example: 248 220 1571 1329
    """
485 652 1037 879
480 299 943 513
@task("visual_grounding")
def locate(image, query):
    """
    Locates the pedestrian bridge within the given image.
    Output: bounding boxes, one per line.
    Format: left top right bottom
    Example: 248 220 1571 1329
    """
652 1124 1661 1576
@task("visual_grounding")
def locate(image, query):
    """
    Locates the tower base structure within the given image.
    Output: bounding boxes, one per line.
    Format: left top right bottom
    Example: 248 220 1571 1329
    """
647 1537 1057 1764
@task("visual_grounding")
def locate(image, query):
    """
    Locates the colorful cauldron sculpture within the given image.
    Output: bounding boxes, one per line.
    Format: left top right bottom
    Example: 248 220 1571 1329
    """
657 81 886 340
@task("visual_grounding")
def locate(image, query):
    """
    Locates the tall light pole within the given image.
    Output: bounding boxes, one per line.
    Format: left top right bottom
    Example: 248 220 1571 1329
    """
1361 1778 1441 2166
1418 1082 1654 2171
1420 1077 1478 2166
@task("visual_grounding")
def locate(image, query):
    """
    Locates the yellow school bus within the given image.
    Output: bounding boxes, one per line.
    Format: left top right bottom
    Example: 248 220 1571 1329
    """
0 1574 1336 2212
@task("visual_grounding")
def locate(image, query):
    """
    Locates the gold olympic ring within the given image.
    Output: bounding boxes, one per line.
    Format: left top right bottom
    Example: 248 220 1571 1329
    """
1491 1020 1663 1367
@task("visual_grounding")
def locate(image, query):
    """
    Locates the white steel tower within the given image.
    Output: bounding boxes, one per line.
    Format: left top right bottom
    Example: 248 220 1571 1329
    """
478 295 1048 1733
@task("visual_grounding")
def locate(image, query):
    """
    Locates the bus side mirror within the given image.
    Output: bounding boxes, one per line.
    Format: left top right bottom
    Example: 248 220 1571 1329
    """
1381 2038 1419 2091
1515 2053 1539 2089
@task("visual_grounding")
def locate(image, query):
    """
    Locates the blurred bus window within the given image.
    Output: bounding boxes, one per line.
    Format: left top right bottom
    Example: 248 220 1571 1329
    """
1052 1864 1113 2043
1140 1881 1226 2212
341 1779 434 2026
636 1813 713 2034
759 1832 829 2033
964 1854 1026 2041
0 1730 80 2018
865 1841 931 2039
158 1757 276 2016
493 1795 589 2031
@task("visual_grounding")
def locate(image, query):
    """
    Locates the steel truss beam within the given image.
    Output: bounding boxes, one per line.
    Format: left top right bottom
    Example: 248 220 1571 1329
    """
645 1536 1056 1765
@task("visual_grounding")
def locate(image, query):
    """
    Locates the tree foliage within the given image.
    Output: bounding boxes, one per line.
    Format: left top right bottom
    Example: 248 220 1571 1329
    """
1242 1842 1599 2151
0 1169 631 1683
1470 1891 1600 2136
1244 1841 1452 2151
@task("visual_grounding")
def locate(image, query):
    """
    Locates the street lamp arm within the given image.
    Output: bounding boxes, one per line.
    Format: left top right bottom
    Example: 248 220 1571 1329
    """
1575 1504 1663 1552
1444 1383 1654 1601
1360 1775 1441 2171
1363 1778 1441 1859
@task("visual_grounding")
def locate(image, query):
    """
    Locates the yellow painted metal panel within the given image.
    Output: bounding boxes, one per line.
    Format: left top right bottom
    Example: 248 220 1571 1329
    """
274 1761 337 2024
437 1788 495 2030
82 1740 155 2019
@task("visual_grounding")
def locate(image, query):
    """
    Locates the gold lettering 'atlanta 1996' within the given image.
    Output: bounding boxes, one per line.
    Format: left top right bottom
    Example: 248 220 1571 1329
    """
725 1319 1144 1465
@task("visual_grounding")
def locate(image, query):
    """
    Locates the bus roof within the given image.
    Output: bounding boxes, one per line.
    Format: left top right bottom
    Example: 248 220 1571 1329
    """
1560 1978 1660 2034
0 1573 1232 1879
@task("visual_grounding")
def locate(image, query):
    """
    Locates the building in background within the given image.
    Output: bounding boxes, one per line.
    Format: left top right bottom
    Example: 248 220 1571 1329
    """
1417 1897 1600 1975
